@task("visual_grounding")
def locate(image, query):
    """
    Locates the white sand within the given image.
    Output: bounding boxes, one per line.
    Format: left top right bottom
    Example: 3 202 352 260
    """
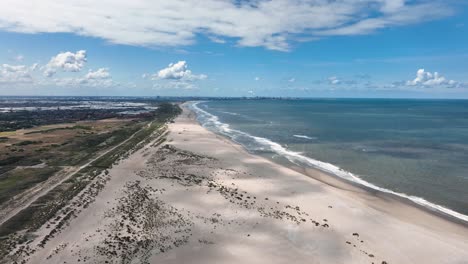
19 103 468 264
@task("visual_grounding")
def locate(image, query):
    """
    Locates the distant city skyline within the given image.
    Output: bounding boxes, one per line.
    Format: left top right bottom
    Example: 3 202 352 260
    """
0 0 467 98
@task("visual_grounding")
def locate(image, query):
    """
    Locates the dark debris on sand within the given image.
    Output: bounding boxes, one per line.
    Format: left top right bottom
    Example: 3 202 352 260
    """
95 181 193 264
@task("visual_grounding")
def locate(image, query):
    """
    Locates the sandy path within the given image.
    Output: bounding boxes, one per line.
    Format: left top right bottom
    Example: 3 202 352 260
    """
17 104 468 264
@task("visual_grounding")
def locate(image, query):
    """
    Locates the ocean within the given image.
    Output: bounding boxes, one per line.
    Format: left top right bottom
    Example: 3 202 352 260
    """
190 99 468 221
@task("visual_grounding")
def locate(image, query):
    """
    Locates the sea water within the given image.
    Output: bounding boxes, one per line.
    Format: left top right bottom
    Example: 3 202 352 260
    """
190 99 468 221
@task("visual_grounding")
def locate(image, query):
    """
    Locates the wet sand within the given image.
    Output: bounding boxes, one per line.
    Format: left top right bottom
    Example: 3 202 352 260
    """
16 103 468 264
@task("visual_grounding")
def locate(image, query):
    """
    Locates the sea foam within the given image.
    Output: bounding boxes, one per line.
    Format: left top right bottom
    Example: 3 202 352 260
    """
190 101 468 223
293 135 316 140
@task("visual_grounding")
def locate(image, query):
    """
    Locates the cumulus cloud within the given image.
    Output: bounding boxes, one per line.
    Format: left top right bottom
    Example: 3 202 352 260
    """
0 49 119 89
154 61 207 81
30 63 39 71
85 68 110 80
208 36 226 44
150 61 206 90
0 64 33 84
0 0 453 51
328 76 340 85
52 68 117 88
406 69 457 86
44 50 87 77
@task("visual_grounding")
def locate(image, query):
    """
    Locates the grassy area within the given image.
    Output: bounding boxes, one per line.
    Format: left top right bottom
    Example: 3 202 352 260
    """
0 103 181 259
46 123 143 166
24 127 71 135
0 167 13 176
13 140 43 146
0 108 121 132
24 125 92 135
0 167 60 205
0 123 131 169
91 122 162 168
0 121 166 240
0 120 140 219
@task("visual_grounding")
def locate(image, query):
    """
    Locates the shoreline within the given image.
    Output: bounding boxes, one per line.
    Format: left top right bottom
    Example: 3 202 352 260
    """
294 165 468 228
188 101 468 227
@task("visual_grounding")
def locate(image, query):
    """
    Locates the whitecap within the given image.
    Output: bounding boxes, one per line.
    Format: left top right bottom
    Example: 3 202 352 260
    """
293 135 317 140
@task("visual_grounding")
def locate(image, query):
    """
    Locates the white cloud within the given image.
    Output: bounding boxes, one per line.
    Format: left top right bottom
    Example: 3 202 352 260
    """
288 78 296 83
85 68 110 80
30 63 39 71
52 68 117 88
380 0 406 13
318 3 451 36
0 50 118 89
254 77 261 81
328 76 340 85
14 55 24 62
150 61 206 90
0 64 33 84
208 36 226 44
154 61 207 81
0 1 453 51
406 69 457 86
44 50 87 77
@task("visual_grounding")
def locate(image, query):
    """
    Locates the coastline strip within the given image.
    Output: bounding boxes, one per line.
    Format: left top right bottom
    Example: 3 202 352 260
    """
190 101 468 224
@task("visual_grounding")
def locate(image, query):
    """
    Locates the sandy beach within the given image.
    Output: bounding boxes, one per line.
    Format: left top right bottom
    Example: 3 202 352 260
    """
13 103 468 264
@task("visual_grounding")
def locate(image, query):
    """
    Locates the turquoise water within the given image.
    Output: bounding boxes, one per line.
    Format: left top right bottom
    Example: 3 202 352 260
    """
191 99 468 220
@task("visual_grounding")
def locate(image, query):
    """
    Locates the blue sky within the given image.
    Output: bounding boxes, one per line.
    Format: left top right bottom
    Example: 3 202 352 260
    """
0 0 467 98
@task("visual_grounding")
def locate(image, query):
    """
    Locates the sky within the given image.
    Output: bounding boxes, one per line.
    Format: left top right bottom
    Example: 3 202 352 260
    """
0 0 467 98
